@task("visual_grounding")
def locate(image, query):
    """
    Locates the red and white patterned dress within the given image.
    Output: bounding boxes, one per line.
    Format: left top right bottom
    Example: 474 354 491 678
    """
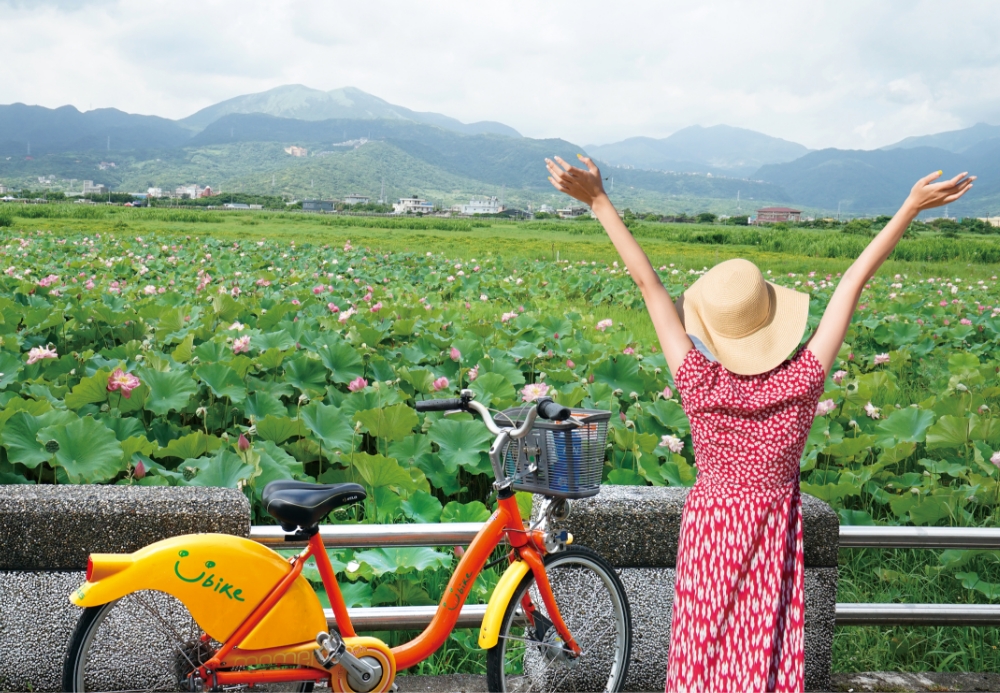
665 346 826 692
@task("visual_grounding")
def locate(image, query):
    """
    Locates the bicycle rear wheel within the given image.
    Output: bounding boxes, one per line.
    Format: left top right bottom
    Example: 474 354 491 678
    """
486 546 631 692
62 591 313 692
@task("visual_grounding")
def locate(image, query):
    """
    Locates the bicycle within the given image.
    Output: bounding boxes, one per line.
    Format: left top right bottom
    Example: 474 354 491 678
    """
63 391 632 692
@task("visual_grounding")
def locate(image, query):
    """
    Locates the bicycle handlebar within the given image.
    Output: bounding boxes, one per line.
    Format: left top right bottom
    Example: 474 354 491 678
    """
414 398 465 413
416 390 539 439
535 397 571 422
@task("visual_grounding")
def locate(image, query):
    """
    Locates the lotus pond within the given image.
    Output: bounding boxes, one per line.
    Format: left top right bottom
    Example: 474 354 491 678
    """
3 216 1000 673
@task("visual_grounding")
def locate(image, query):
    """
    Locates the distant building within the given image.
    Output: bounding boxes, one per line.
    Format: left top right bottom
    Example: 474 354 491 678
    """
538 204 554 213
199 186 215 198
393 196 434 215
979 217 1000 228
343 194 370 206
0 185 7 194
457 196 501 215
147 187 163 198
175 184 208 199
82 180 107 195
284 146 308 157
557 206 589 219
755 207 801 224
302 200 334 212
223 203 251 210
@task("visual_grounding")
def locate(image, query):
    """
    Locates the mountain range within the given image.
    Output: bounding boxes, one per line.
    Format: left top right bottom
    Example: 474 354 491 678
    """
0 83 997 216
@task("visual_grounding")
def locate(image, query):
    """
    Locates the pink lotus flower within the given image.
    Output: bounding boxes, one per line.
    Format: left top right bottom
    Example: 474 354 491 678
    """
566 359 576 369
623 347 635 355
662 385 673 399
26 346 58 365
339 307 357 323
660 434 684 453
595 319 613 331
991 451 1000 469
313 285 324 295
133 460 146 479
864 402 881 419
468 364 479 381
230 286 241 297
961 318 972 325
832 370 848 385
449 346 461 361
431 376 450 392
107 369 141 398
815 399 836 417
327 303 340 313
501 311 517 323
348 377 368 392
521 382 550 402
238 434 251 452
370 302 382 313
232 335 251 354
874 353 890 366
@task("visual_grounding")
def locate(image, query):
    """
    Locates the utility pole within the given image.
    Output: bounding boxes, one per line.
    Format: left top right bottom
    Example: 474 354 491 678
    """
107 136 110 152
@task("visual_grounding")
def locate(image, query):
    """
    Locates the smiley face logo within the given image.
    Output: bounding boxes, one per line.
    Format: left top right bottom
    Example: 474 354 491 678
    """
173 550 208 583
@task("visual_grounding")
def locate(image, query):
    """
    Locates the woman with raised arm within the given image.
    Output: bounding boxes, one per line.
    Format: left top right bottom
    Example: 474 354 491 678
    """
546 155 973 693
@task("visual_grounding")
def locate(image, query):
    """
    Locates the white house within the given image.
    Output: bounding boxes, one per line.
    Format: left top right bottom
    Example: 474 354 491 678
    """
393 196 434 215
344 194 371 206
457 196 501 215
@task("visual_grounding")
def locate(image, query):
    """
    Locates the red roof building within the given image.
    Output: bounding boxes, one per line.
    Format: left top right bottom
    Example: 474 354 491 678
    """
756 207 801 224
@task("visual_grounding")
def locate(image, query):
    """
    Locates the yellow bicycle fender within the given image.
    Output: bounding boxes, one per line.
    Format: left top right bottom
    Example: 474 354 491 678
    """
477 560 530 649
69 533 327 651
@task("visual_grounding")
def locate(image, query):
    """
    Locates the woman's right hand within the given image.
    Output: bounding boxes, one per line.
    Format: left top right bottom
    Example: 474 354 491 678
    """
906 170 975 212
546 155 608 207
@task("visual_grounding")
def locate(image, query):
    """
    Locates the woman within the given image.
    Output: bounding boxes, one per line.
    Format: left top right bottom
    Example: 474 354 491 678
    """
546 155 973 692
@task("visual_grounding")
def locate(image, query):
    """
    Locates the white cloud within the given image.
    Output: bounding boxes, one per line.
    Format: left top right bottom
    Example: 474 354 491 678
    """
0 0 998 149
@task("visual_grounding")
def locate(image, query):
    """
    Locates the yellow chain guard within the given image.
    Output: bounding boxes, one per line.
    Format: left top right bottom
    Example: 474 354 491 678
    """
329 637 396 693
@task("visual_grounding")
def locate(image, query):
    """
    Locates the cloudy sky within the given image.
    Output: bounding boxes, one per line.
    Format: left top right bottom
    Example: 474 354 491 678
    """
2 0 998 150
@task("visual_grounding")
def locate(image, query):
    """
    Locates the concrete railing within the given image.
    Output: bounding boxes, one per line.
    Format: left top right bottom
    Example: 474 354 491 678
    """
0 485 840 692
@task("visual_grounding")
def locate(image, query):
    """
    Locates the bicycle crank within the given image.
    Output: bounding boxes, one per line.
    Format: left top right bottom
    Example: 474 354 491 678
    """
315 632 397 693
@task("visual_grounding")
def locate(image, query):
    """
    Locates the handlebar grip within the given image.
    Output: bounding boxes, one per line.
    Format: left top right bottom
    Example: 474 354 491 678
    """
415 398 465 413
536 397 571 421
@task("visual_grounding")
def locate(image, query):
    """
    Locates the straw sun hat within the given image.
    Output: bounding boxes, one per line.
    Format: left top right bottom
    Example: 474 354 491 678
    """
675 258 810 376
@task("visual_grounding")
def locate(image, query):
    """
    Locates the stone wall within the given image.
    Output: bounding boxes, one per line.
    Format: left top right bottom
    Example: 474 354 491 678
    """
551 486 839 692
0 486 249 692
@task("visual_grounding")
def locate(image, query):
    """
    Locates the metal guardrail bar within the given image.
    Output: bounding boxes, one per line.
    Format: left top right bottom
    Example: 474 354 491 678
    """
253 523 1000 550
326 605 489 630
836 603 1000 626
325 603 1000 630
839 525 1000 549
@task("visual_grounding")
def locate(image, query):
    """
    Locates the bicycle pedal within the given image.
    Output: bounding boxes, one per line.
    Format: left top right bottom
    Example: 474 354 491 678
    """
314 630 346 669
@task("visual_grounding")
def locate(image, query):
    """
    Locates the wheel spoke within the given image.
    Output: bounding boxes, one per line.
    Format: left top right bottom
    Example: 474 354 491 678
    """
490 549 631 693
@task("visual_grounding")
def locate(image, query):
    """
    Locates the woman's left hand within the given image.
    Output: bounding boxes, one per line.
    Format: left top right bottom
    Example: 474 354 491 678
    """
546 155 606 207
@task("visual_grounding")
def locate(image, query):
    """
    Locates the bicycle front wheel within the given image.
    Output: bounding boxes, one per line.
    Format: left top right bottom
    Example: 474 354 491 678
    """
62 591 313 692
486 546 631 693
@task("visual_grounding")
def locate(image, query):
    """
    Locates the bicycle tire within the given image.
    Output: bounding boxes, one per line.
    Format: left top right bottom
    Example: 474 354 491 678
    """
63 591 313 692
486 546 631 693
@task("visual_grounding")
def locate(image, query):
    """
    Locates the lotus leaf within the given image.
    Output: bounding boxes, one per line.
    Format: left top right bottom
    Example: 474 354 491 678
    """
196 363 247 403
353 547 451 576
40 416 124 483
441 500 490 523
354 403 418 442
141 369 198 416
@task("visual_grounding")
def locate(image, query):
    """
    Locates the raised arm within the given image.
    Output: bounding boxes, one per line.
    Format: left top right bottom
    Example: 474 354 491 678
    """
805 170 975 373
546 155 693 376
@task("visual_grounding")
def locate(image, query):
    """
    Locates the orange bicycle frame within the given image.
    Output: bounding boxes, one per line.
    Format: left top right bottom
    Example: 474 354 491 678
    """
195 493 577 687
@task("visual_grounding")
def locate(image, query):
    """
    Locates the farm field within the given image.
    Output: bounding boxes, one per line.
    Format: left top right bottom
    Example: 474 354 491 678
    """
3 206 1000 674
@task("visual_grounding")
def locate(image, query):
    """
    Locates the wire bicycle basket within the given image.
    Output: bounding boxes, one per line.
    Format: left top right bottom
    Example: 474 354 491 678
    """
498 405 611 499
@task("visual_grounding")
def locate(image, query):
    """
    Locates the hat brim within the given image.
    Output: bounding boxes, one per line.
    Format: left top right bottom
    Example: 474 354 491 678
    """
676 278 809 376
